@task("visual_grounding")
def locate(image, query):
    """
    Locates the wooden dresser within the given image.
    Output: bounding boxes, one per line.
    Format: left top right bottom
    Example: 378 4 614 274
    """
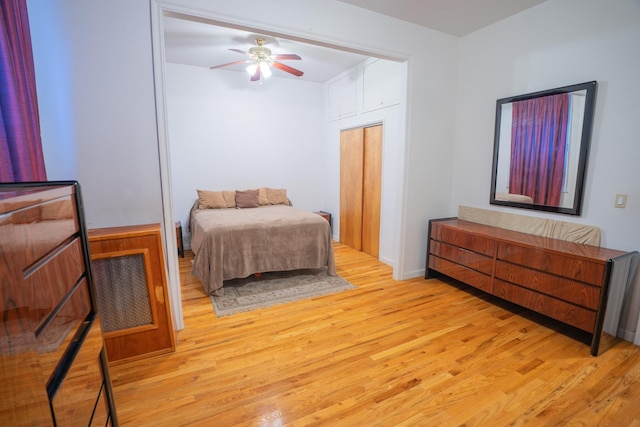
425 217 638 356
0 181 118 426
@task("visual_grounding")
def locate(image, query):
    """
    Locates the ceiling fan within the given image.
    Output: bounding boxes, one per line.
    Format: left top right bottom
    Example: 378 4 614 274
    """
210 38 304 82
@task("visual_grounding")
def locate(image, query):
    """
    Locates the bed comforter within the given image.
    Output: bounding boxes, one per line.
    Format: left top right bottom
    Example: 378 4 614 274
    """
190 205 336 295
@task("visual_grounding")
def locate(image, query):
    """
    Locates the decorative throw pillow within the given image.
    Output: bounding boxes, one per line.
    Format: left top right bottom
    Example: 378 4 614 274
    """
267 188 288 205
258 187 269 206
235 189 259 208
221 190 237 208
197 190 227 209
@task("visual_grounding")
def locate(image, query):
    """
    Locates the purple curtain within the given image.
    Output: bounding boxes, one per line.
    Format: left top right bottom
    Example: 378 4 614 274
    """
509 93 569 206
0 0 46 182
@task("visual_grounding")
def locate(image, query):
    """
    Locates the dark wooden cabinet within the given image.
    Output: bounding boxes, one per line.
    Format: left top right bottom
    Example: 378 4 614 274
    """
175 221 184 257
314 211 332 231
0 181 117 426
426 218 638 356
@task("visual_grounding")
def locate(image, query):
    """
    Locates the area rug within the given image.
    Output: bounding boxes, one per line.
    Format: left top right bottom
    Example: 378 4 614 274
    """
210 268 356 317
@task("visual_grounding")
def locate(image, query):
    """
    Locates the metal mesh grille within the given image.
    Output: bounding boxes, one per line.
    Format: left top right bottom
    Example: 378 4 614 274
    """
92 254 152 332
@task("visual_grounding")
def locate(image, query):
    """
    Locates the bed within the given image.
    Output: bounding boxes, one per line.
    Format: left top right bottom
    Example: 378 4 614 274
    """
495 192 534 203
190 189 336 296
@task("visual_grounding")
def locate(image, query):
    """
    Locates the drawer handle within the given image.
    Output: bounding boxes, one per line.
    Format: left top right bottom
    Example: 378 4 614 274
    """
46 313 96 400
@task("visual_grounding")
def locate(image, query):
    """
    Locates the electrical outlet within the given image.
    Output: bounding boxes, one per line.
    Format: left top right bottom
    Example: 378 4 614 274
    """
614 194 627 208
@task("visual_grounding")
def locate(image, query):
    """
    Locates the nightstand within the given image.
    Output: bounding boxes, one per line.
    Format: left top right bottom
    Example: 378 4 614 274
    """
314 211 332 231
175 221 184 257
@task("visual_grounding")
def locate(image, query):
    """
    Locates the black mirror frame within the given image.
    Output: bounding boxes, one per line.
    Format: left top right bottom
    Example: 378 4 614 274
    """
489 81 598 215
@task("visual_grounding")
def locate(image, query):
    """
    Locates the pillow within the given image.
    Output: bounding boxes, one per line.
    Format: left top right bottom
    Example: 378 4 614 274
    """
235 189 259 208
197 190 237 209
221 190 237 208
266 188 288 205
198 190 227 209
258 187 269 206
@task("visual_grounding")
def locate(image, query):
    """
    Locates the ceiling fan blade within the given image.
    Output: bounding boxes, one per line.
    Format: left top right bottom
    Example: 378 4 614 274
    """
229 48 251 57
210 60 251 70
250 66 261 81
272 61 304 77
271 53 301 61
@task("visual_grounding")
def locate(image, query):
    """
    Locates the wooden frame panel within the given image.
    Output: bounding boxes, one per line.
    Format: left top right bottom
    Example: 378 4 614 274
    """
89 224 175 364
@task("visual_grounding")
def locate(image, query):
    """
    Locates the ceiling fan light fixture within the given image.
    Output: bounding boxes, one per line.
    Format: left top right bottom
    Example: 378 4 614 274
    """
213 38 303 82
246 63 258 75
260 61 272 79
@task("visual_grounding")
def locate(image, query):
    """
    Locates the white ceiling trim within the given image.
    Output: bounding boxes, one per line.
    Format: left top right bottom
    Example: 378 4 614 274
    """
164 10 411 62
161 5 413 83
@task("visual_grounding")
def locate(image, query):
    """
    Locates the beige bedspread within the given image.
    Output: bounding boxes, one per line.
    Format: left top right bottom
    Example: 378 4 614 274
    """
191 205 336 295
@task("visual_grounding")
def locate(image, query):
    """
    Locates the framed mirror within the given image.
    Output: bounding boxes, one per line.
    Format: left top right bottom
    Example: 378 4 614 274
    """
490 81 597 215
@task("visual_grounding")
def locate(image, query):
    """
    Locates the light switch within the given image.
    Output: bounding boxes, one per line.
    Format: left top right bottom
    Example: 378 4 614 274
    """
614 194 627 208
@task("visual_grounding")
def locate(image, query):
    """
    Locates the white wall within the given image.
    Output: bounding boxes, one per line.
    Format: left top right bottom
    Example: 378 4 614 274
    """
453 0 640 254
166 64 326 247
27 0 163 229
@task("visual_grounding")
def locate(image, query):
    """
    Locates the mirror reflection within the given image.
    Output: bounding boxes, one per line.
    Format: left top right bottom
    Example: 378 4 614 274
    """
490 81 597 215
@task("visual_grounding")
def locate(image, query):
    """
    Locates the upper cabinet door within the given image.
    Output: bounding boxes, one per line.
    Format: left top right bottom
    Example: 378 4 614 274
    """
327 69 357 121
362 59 402 112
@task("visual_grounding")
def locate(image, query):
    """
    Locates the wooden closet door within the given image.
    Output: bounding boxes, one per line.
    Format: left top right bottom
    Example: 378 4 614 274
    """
361 125 382 258
339 125 382 257
340 128 364 250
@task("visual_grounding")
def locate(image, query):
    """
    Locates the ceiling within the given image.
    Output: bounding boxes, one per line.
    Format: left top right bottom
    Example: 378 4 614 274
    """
337 0 547 37
163 14 370 83
162 0 547 83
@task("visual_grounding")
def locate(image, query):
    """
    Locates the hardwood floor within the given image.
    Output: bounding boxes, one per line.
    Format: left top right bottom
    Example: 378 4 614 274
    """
109 243 640 426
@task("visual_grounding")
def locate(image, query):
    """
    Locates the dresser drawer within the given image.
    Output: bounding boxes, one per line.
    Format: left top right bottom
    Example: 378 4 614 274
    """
497 242 605 286
430 240 494 275
429 256 493 293
36 278 92 380
90 383 110 426
51 317 105 427
28 238 85 329
493 279 596 332
14 195 79 267
434 223 496 257
495 261 601 310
